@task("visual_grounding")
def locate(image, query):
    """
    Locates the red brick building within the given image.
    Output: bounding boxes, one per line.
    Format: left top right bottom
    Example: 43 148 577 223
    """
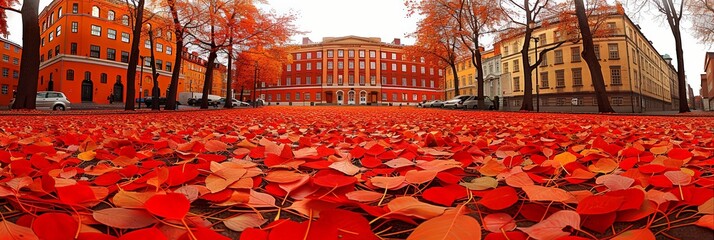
703 52 714 111
261 36 444 106
0 38 21 105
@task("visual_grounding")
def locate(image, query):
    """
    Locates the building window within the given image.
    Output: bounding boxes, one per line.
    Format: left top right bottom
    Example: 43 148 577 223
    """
108 10 115 21
348 75 354 85
1 85 6 94
122 15 129 25
392 53 397 60
327 62 333 70
348 50 354 58
166 47 172 55
555 69 565 87
503 62 508 72
540 72 549 88
121 32 130 43
100 73 108 83
49 32 54 42
296 63 301 71
144 40 150 49
286 93 291 101
316 62 322 70
612 97 623 105
402 64 407 72
608 43 619 59
572 68 583 86
411 78 416 86
359 75 365 85
327 50 333 58
156 60 163 70
348 61 354 69
338 61 343 69
392 93 397 101
286 77 291 86
381 76 387 85
554 49 563 64
121 51 129 63
338 49 343 57
107 48 116 60
327 75 333 85
513 60 519 72
382 93 387 101
392 63 396 71
72 3 78 13
296 77 301 85
540 53 548 66
156 43 163 52
610 66 622 85
593 44 600 60
12 70 17 78
295 93 301 100
286 64 291 71
107 29 116 39
430 80 434 88
513 77 520 91
70 43 77 55
306 63 311 70
56 26 61 36
370 76 376 85
359 50 365 58
571 46 581 62
91 25 101 36
84 71 91 81
402 78 407 86
556 98 566 106
91 6 100 18
166 62 172 72
381 52 387 59
90 45 100 58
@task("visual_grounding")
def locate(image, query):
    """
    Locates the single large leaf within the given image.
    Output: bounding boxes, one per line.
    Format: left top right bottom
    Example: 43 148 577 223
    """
407 212 481 240
144 193 190 220
519 210 580 240
223 214 267 232
93 208 158 229
0 220 38 240
387 196 446 219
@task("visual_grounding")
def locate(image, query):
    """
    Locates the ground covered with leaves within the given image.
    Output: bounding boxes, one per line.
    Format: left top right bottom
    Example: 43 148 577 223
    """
0 107 712 240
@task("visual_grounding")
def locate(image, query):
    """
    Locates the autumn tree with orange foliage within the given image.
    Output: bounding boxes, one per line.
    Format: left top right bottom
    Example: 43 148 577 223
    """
161 0 201 110
688 0 714 45
406 0 465 97
231 48 292 103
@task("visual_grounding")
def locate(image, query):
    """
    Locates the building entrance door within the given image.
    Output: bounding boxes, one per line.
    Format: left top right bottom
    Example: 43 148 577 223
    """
336 91 343 105
81 80 93 102
359 91 367 105
348 91 355 105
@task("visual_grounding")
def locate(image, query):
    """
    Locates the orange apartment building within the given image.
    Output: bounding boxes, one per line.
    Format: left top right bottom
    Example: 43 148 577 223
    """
0 38 21 105
262 36 444 106
37 0 181 104
180 50 228 96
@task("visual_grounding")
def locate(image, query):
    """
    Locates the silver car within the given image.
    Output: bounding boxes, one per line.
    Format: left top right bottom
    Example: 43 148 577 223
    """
462 96 495 110
9 91 71 111
443 95 472 109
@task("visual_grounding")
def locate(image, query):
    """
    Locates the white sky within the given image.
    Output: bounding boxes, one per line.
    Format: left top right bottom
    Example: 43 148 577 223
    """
3 0 710 94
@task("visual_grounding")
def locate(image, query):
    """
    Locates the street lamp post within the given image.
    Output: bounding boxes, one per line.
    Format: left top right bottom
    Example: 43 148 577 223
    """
253 61 258 108
139 56 145 109
532 37 540 112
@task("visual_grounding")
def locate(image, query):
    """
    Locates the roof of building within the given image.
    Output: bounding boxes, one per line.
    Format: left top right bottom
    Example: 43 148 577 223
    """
0 38 23 49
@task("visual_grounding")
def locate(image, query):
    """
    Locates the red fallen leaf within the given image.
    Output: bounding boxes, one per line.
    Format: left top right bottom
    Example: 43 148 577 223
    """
519 210 580 240
605 189 645 211
267 220 306 240
32 213 77 240
313 174 356 188
360 157 383 168
483 231 528 240
93 172 123 186
144 193 190 220
118 227 168 240
240 228 269 240
0 220 38 240
366 144 386 156
695 215 714 230
483 213 516 232
310 209 378 240
617 200 657 222
350 146 366 158
165 165 200 186
668 148 693 160
649 175 674 188
576 195 624 215
56 184 97 205
581 212 616 233
78 232 118 240
93 208 158 229
638 164 666 173
479 186 518 210
179 227 230 240
423 187 458 206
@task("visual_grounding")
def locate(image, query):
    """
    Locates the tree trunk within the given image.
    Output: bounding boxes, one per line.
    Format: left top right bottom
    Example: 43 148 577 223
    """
165 1 182 110
124 0 145 110
449 64 460 97
200 49 217 109
149 29 160 111
673 27 690 112
12 0 40 110
224 43 234 109
239 86 244 102
520 33 534 111
575 0 614 113
472 51 485 110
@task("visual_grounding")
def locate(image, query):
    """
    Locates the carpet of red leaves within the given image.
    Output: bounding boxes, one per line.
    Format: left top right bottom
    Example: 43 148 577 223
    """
0 107 712 240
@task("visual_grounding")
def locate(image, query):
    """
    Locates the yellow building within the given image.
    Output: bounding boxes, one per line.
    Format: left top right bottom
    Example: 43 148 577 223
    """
499 13 677 112
444 44 502 102
444 55 477 99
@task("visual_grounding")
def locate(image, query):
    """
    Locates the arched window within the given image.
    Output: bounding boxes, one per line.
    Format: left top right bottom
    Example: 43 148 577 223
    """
108 10 115 21
91 6 100 17
121 15 129 25
66 69 74 80
58 7 63 18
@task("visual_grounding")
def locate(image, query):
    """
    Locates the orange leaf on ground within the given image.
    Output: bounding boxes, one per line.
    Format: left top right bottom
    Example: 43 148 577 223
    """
519 210 580 240
483 213 516 232
695 215 714 230
93 208 158 229
387 196 446 219
407 211 481 240
611 228 656 240
522 185 577 203
0 220 38 240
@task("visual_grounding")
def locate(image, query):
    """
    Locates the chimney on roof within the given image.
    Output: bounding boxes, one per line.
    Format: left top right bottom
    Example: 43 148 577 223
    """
392 38 401 45
302 37 312 45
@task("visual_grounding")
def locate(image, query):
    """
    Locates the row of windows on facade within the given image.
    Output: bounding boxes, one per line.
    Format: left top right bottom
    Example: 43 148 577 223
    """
2 43 20 53
507 67 623 92
292 50 423 62
44 4 174 40
506 96 626 108
1 54 19 65
502 22 619 56
1 68 19 79
41 43 174 73
286 61 442 76
265 92 436 102
58 70 121 85
276 75 436 88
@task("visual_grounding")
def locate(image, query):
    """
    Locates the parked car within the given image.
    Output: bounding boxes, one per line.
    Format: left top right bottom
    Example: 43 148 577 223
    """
443 95 473 109
217 98 249 107
418 100 428 108
424 100 444 108
190 98 219 107
462 96 495 110
9 91 71 111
